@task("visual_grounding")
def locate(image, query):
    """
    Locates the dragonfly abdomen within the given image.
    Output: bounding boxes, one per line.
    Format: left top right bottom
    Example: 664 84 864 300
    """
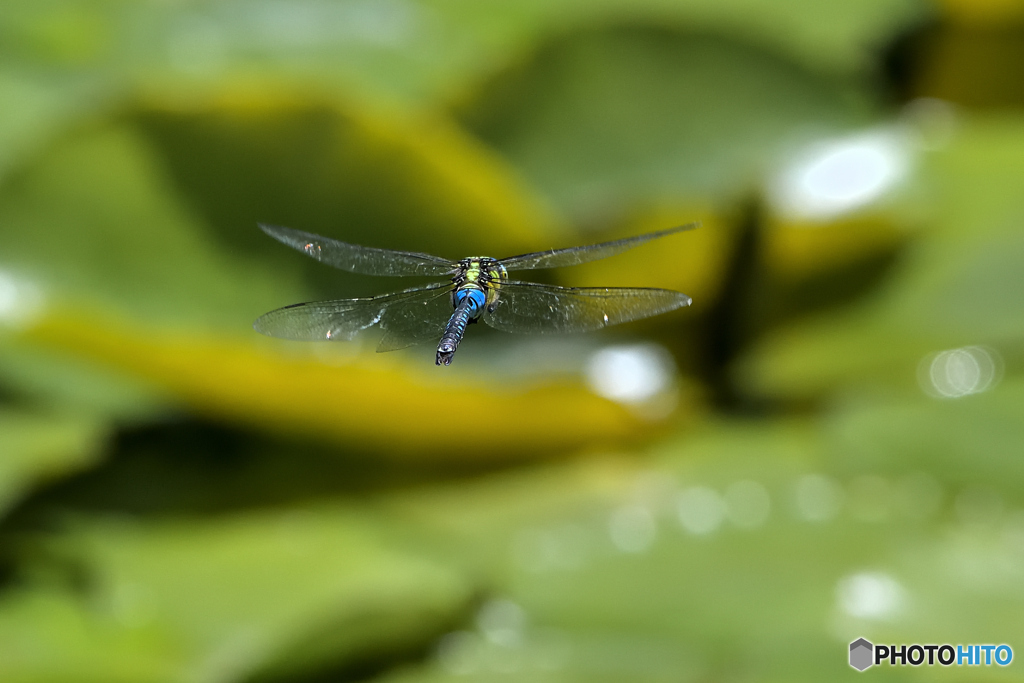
436 287 486 366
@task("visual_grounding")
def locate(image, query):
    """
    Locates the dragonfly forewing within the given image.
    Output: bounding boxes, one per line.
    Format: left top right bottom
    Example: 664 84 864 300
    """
259 223 457 277
497 222 699 272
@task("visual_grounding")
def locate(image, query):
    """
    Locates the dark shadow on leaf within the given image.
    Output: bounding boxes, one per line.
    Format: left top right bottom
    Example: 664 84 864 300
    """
0 418 534 528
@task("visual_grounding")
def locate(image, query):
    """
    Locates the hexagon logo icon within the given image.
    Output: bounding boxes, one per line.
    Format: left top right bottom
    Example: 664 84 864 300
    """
850 638 874 671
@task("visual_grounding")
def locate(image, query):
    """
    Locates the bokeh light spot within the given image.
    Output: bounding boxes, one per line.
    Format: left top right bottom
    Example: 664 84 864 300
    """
837 572 906 620
586 344 674 405
436 631 483 676
477 599 527 647
724 480 771 529
920 346 1001 398
794 474 844 522
677 486 725 536
0 269 43 328
513 524 592 573
771 129 910 220
608 505 656 553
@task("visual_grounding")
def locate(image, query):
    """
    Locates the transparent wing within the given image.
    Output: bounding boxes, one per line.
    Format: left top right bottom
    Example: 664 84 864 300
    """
254 282 454 350
376 285 455 352
497 222 699 271
483 281 691 334
260 223 457 277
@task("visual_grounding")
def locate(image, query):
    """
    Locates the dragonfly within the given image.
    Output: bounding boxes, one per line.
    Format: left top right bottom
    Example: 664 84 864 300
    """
254 222 698 366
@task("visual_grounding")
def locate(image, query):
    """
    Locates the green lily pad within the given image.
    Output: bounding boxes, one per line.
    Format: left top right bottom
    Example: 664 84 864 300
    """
454 27 874 220
0 0 930 110
375 400 1024 682
0 409 106 517
0 68 112 185
734 116 1024 399
0 509 472 683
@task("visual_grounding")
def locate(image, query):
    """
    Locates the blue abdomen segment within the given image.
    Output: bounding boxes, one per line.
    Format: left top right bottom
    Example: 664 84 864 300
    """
453 287 487 314
436 287 486 365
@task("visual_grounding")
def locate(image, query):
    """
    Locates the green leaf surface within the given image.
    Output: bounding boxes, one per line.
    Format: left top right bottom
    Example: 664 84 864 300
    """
0 341 168 423
0 68 113 185
735 116 1024 399
455 27 873 220
0 509 472 683
823 379 1024 497
0 0 930 109
133 92 558 285
0 122 294 329
376 397 1024 682
0 410 106 516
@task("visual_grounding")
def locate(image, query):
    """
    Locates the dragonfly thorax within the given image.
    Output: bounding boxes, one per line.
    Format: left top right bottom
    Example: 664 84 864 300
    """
454 257 507 313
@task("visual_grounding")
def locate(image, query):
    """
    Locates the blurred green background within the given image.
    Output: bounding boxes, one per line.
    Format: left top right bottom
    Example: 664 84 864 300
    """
2 0 1024 681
